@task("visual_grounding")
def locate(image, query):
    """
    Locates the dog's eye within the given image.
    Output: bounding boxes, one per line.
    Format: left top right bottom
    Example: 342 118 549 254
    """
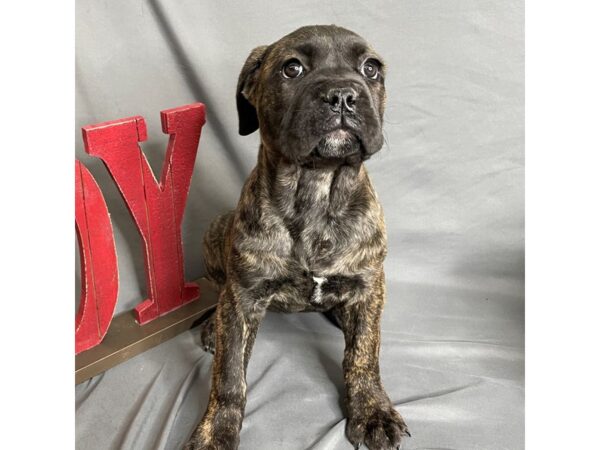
282 60 304 79
361 59 380 80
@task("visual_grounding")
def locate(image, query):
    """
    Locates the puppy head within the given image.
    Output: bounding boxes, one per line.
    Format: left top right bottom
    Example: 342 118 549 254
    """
236 25 386 165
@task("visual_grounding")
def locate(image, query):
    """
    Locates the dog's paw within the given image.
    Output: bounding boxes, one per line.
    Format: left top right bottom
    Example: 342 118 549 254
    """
183 431 237 450
182 433 210 450
346 407 410 450
182 438 217 450
184 418 241 450
197 313 215 354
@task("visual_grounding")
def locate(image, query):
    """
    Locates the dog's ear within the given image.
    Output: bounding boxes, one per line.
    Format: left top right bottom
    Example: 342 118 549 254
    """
236 45 268 136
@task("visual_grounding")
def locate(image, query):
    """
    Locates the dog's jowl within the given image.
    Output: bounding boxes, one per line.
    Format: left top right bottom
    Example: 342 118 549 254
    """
185 25 409 450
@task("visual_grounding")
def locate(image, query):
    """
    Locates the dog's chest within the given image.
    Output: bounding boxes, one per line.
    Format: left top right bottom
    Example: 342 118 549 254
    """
262 169 381 311
280 168 357 269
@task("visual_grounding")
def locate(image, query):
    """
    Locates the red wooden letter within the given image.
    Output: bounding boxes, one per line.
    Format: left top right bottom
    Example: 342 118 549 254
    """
82 103 206 324
75 160 119 354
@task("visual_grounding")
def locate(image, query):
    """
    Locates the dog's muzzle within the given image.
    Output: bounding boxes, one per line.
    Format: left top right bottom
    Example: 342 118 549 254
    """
316 129 360 158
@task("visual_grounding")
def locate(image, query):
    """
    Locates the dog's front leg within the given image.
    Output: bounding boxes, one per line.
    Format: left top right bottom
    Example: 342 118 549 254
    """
184 285 265 450
336 270 410 450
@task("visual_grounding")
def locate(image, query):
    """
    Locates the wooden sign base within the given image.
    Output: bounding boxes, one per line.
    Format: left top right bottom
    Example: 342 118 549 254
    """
75 278 218 384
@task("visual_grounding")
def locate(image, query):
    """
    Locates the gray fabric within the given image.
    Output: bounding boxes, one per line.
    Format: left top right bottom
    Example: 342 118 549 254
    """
75 1 524 449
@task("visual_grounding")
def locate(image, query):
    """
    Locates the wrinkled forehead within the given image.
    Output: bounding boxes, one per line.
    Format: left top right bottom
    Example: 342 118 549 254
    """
266 27 383 69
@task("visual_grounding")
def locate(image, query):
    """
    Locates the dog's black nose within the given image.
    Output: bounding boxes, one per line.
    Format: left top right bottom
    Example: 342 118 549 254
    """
324 88 357 113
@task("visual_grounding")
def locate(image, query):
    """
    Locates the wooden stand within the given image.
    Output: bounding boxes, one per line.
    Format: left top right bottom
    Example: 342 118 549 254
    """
75 278 218 384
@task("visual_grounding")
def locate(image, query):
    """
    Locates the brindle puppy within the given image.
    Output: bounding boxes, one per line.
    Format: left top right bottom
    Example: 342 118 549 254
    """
185 25 409 450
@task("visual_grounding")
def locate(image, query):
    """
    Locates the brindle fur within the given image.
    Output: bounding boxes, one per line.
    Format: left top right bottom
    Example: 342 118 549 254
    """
185 25 409 450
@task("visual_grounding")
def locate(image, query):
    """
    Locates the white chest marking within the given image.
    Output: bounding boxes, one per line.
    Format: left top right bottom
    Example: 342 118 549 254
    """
311 276 328 304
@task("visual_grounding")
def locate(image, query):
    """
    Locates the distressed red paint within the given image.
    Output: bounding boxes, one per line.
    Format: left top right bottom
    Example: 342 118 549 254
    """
82 103 206 325
75 160 119 354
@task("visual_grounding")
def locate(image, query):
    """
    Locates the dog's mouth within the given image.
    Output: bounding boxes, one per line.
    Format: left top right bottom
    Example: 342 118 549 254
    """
318 129 358 154
304 128 363 163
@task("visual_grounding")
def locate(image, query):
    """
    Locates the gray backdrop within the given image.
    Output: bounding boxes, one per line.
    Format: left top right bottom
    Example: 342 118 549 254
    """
75 1 524 449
